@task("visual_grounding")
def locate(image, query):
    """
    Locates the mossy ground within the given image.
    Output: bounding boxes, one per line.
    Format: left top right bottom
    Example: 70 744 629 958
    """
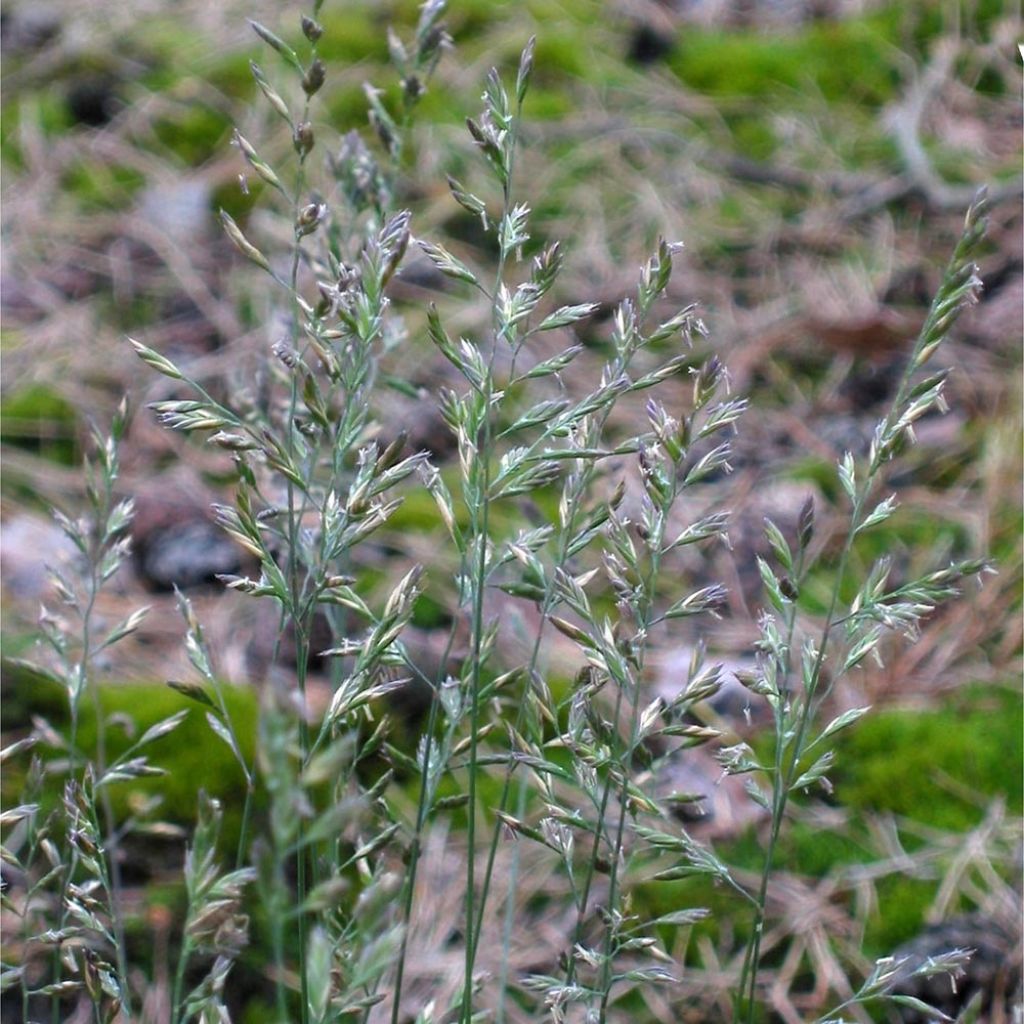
1 1 1019 1019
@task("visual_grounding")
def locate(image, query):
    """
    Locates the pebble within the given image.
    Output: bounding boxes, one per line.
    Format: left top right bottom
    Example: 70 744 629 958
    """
0 513 77 600
136 518 244 592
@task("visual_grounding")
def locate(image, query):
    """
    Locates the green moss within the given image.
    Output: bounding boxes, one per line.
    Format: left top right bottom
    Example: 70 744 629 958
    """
129 16 256 98
860 1 1009 61
316 11 388 65
522 86 573 121
323 84 381 134
61 161 146 211
530 31 592 81
411 593 451 630
631 820 940 993
860 503 971 553
204 53 262 99
728 116 777 162
668 22 898 107
527 0 595 21
1 657 68 726
929 139 983 186
631 683 1022 971
415 87 473 131
150 104 232 167
794 503 976 614
835 127 902 171
212 175 262 224
129 20 213 81
99 683 259 832
1 673 260 851
0 384 78 466
745 684 1021 839
866 875 936 955
1 92 73 169
833 684 1023 830
0 133 23 171
725 820 871 879
632 872 741 961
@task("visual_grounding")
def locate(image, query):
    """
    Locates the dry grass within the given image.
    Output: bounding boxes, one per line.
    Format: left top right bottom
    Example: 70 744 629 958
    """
1 3 1020 1022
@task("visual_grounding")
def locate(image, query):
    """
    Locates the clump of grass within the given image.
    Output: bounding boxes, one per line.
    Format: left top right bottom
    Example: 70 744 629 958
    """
1 2 1000 1022
725 186 992 1024
1 401 177 1022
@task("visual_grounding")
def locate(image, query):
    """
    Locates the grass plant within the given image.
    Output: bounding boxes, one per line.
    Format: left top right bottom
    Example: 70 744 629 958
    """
0 3 1009 1023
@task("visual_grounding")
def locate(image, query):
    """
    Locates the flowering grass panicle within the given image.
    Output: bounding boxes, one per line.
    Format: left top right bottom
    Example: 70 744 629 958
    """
0 3 999 1023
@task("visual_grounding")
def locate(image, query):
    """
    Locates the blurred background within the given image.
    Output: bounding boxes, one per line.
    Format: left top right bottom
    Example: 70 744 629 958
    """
2 1 1021 1020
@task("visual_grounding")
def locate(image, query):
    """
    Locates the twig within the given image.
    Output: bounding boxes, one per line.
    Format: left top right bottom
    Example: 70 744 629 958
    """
884 37 1021 211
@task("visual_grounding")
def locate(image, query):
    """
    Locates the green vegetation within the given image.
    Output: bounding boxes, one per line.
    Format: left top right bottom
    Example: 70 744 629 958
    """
1 671 259 845
1 2 1018 1023
0 384 78 466
836 684 1023 828
669 22 900 105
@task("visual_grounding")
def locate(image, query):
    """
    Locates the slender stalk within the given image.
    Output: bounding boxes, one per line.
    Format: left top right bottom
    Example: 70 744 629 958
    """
597 795 631 1021
736 196 987 1022
459 76 526 1021
50 571 96 1024
272 881 290 1023
461 378 502 1021
89 685 132 1016
235 778 256 871
461 454 492 1023
390 669 446 1024
494 774 529 1022
51 448 135 1022
87 789 132 1018
282 33 317 1021
567 685 623 979
170 935 193 1024
595 463 676 1020
291 615 312 1024
733 545 804 1021
475 403 625 986
737 503 862 1023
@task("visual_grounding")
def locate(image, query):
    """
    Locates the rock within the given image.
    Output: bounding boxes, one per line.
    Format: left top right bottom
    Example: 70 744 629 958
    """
0 4 60 52
889 911 1022 1023
137 179 213 245
653 746 768 839
66 75 122 127
245 600 446 726
627 23 675 63
651 644 770 729
131 475 249 592
0 513 77 600
136 518 244 592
